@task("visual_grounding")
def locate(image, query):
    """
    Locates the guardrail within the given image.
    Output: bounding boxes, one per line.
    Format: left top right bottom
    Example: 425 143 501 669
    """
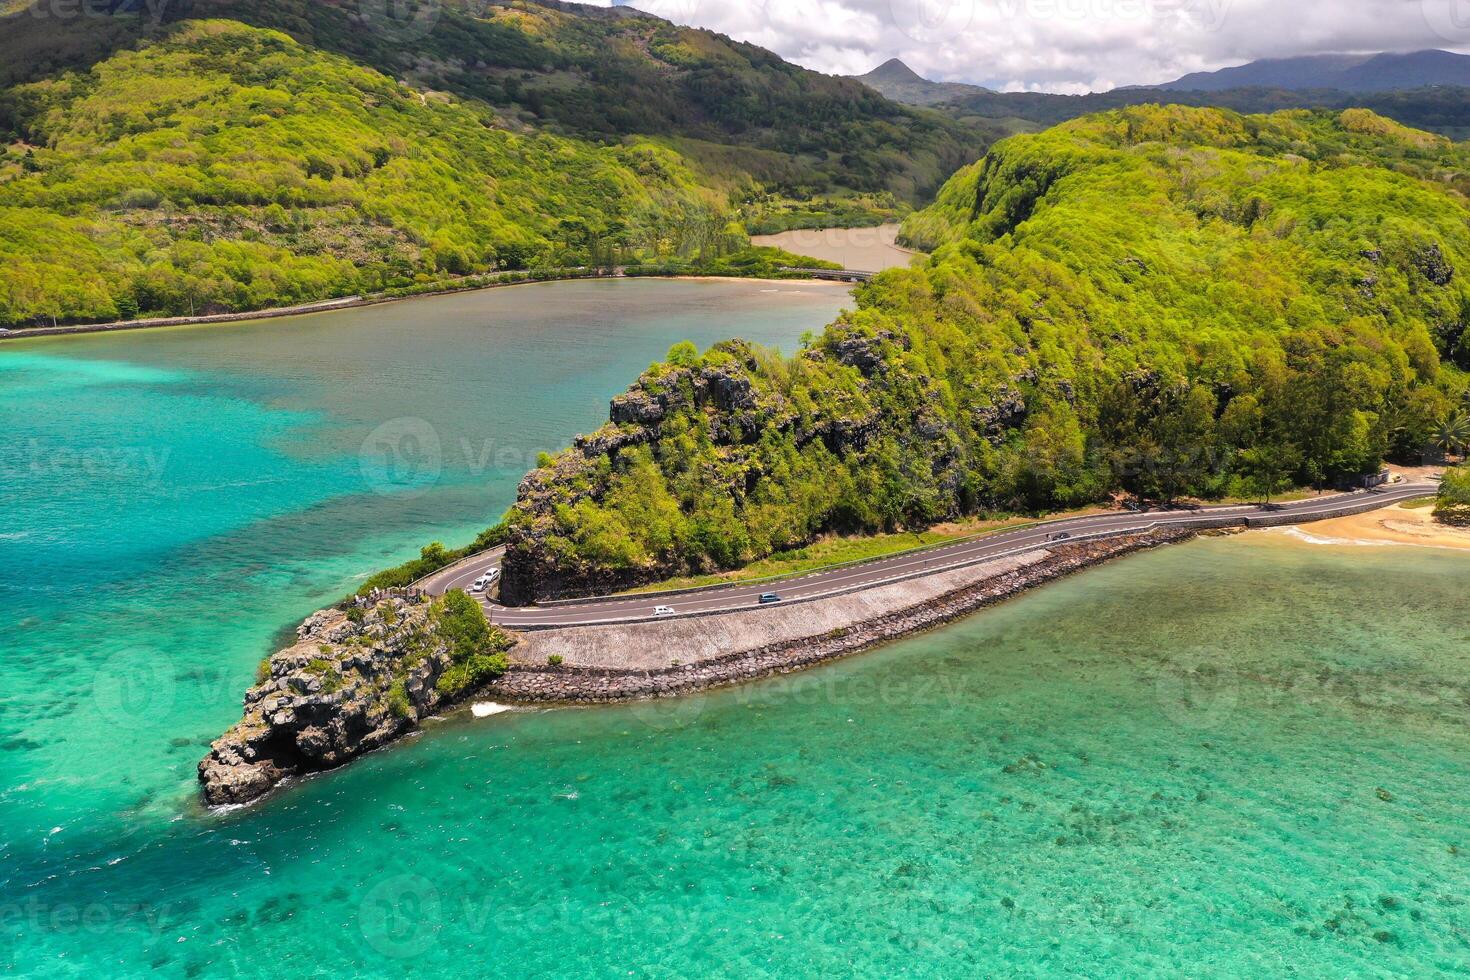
532 487 1384 608
494 484 1431 630
411 546 506 592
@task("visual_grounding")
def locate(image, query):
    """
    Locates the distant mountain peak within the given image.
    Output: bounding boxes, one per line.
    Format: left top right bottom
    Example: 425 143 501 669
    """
854 59 993 106
864 58 928 84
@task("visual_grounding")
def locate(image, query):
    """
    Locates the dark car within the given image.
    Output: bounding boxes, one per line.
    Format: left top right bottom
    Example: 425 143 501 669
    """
758 593 783 605
1049 532 1073 542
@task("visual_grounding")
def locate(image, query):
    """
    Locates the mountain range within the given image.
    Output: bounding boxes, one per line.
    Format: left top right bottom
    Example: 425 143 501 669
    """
1155 50 1470 92
859 50 1470 103
854 53 1470 138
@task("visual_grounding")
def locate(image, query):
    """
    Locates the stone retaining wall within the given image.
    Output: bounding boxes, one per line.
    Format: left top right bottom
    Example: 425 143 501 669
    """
483 530 1196 705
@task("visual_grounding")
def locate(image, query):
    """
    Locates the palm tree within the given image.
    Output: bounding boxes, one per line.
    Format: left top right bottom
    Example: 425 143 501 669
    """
1433 412 1470 460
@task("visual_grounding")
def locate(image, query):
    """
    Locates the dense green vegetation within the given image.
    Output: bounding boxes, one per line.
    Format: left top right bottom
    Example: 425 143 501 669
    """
0 1 988 327
430 590 513 698
0 0 990 327
1437 466 1470 525
742 193 906 235
0 19 750 325
500 106 1470 602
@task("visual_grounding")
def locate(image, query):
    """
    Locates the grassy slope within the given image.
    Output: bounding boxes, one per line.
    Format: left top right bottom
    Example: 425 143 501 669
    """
500 106 1470 602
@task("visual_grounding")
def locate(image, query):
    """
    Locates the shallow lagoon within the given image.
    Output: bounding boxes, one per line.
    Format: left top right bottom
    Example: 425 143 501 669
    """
3 280 1468 976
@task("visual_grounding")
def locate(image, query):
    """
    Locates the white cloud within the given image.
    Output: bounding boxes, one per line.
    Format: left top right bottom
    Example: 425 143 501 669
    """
598 0 1470 92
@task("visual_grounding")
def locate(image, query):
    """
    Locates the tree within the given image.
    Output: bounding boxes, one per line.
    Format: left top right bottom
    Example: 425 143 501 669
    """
1433 413 1470 461
666 341 701 368
1435 465 1470 526
1238 443 1302 505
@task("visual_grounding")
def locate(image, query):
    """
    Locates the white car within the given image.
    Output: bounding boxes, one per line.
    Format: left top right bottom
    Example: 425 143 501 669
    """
653 605 676 618
470 568 501 593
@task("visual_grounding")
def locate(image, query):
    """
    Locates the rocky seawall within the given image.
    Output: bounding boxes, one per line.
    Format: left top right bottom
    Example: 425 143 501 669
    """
199 589 515 808
485 530 1195 703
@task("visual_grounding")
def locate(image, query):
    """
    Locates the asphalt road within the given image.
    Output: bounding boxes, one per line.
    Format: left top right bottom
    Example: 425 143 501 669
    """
424 482 1437 629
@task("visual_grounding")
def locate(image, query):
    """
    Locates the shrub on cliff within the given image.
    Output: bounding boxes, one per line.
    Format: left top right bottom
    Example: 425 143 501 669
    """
1436 466 1470 525
432 590 514 697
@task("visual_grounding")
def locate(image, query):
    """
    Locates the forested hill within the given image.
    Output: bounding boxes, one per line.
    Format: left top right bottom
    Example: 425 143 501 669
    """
0 0 991 327
934 85 1470 141
499 106 1470 603
0 20 726 325
2 0 988 203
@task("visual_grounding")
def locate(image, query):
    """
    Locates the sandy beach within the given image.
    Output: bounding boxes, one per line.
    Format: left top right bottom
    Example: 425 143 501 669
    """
1269 500 1470 551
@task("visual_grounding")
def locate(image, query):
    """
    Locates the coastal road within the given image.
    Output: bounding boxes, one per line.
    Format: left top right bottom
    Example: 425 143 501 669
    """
423 482 1438 630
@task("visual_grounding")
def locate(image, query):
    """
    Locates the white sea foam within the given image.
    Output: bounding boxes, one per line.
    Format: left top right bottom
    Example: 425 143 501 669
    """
1274 526 1395 548
472 702 515 718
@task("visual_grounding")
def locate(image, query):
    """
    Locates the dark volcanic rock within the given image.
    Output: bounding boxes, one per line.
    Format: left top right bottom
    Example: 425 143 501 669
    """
973 385 1028 444
700 365 758 412
832 329 906 376
574 424 650 457
609 390 665 426
1413 243 1454 286
198 591 517 807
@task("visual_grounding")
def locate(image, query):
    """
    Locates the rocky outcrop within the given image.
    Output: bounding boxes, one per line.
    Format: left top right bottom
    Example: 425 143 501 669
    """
501 341 808 605
972 385 1028 444
1413 243 1454 286
199 590 516 807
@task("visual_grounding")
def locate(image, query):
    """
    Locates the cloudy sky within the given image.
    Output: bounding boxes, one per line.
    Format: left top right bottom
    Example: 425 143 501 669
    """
599 0 1469 93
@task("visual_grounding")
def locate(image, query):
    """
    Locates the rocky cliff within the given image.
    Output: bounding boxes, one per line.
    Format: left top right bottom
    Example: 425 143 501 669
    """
199 589 515 807
500 334 931 604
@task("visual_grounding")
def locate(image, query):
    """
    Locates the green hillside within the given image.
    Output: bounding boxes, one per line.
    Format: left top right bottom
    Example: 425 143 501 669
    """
499 106 1470 603
0 1 992 327
0 19 735 325
2 0 989 208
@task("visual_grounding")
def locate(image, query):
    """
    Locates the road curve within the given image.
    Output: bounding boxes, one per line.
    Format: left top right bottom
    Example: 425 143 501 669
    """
424 482 1437 630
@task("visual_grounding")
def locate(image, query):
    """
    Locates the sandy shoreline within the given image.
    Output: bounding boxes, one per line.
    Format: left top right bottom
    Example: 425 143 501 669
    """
0 272 850 344
1264 501 1470 551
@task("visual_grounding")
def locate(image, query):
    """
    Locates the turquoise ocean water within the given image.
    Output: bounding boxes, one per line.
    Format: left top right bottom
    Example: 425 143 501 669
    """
2 280 1468 976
